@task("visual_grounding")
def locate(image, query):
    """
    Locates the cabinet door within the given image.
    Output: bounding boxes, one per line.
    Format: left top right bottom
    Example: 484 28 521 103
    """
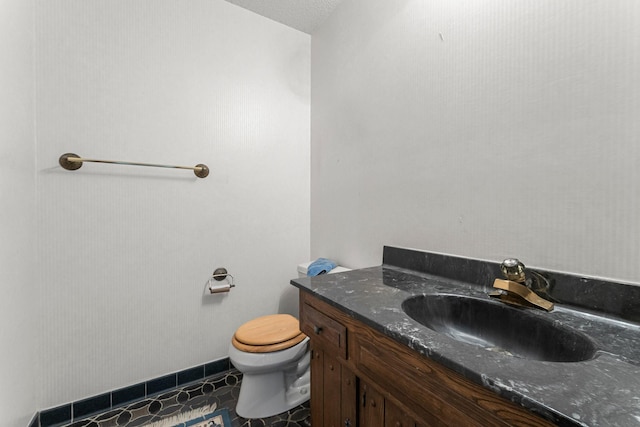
310 345 357 427
359 381 385 427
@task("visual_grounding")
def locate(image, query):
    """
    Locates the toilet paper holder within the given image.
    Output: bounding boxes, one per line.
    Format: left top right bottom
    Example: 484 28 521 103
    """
205 267 235 294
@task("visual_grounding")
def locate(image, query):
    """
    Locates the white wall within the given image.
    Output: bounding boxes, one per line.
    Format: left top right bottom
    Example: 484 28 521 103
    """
1 0 37 425
31 0 309 414
311 0 640 285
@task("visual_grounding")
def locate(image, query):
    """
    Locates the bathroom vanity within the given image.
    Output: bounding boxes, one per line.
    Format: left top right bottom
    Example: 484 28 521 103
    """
300 290 553 426
291 247 640 426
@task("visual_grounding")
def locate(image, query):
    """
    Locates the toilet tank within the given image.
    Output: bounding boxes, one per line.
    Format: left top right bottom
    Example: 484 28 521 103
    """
297 261 350 278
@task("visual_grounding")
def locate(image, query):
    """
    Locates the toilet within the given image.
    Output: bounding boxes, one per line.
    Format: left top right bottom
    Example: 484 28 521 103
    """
229 262 349 419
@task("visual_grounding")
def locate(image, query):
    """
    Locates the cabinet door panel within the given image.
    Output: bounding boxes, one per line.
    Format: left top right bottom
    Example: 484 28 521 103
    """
359 381 385 427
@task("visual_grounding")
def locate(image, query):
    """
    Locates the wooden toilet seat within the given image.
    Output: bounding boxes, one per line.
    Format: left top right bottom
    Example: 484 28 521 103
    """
232 314 307 353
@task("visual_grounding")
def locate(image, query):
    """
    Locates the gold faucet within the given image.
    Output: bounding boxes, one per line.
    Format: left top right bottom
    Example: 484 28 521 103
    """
489 259 554 311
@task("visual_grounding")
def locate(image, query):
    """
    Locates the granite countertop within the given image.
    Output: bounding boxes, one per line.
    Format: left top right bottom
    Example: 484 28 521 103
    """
290 247 640 427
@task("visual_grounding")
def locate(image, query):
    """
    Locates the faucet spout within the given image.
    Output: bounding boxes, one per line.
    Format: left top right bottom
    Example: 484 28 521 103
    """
490 259 555 312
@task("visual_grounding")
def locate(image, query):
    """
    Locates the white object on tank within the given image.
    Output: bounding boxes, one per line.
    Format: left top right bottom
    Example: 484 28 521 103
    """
297 261 350 278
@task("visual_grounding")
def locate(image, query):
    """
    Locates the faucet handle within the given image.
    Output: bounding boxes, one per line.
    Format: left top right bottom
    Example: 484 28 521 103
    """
501 258 527 283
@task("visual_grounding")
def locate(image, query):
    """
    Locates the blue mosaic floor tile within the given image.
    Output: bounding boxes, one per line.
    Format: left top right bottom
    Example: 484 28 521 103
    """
63 370 310 427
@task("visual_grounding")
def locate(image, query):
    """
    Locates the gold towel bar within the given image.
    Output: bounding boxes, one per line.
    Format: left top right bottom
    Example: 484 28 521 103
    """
58 153 209 178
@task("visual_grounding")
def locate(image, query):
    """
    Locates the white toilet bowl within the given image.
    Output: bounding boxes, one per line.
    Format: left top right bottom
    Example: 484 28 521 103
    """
228 314 311 419
229 261 349 419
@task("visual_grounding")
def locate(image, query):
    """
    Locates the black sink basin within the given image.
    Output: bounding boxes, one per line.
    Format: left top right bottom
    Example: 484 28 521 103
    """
402 294 598 362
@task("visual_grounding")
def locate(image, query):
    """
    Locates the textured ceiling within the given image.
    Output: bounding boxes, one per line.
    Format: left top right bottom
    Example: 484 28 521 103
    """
224 0 343 34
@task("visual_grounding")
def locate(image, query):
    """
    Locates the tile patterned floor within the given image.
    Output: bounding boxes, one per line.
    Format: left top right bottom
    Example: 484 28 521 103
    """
63 370 310 427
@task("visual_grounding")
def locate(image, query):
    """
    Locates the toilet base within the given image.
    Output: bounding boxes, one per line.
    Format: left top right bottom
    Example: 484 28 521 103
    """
235 363 310 418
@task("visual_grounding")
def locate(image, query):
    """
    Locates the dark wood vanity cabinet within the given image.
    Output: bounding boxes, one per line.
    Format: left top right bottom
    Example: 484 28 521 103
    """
299 290 555 427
